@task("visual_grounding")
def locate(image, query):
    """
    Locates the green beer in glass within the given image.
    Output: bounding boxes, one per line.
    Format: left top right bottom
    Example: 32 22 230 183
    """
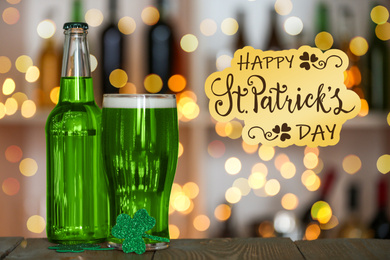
102 94 178 250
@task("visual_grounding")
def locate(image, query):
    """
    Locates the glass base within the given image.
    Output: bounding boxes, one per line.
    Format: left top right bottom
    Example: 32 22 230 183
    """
107 241 169 251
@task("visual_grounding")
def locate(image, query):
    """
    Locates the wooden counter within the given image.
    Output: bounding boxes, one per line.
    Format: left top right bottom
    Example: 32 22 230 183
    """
1 237 390 259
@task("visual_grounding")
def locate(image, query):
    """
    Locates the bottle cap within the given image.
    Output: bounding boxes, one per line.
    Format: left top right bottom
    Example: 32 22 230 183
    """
63 22 88 30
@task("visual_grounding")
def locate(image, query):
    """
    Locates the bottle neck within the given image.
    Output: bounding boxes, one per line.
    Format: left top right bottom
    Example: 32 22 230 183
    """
59 27 94 103
108 0 117 24
378 178 387 209
61 28 91 77
72 0 83 22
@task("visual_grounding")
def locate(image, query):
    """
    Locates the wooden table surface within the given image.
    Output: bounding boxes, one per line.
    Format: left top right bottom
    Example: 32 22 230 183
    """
1 237 389 260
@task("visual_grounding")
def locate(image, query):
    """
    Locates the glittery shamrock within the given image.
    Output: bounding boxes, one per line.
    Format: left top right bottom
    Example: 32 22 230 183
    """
48 243 115 253
111 209 170 254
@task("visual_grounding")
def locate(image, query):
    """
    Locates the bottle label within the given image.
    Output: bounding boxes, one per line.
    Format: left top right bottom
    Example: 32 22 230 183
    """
205 46 361 147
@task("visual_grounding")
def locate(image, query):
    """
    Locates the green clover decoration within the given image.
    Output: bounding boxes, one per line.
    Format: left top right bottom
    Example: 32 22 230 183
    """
111 208 170 254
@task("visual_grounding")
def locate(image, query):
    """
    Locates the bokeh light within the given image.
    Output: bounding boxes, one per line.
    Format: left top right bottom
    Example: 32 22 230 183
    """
375 23 390 41
144 74 163 93
233 178 251 196
118 16 136 35
215 121 228 137
5 98 17 116
280 162 296 179
275 0 293 16
225 121 242 139
168 74 186 92
216 54 232 71
359 99 369 117
193 215 210 231
50 87 60 104
19 158 38 177
120 82 137 94
178 142 184 158
248 172 267 189
7 0 21 4
225 187 242 204
0 56 12 73
207 140 226 158
2 7 20 25
258 221 275 237
315 32 333 50
15 55 33 73
3 78 15 95
21 100 36 118
12 92 28 105
90 54 98 72
181 101 199 120
305 146 320 156
27 215 46 234
0 103 5 119
173 193 191 212
25 66 40 83
311 201 332 224
2 178 20 196
225 157 242 175
274 153 290 171
200 18 217 36
274 211 296 234
141 6 160 26
214 204 231 221
264 179 280 196
109 69 128 88
342 154 362 174
301 169 321 191
320 215 339 230
242 141 258 154
169 224 180 239
284 16 303 36
183 182 199 199
252 162 268 176
85 9 103 27
305 223 321 240
5 145 23 163
349 37 369 56
371 5 389 25
180 34 199 53
221 18 239 36
258 145 275 161
377 154 390 174
37 19 56 39
304 152 319 169
281 193 299 210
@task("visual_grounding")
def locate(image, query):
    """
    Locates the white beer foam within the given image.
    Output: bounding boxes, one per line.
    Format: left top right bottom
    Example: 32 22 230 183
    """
103 94 176 108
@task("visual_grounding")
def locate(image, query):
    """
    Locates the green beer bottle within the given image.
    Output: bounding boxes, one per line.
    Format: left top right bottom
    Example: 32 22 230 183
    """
46 22 109 244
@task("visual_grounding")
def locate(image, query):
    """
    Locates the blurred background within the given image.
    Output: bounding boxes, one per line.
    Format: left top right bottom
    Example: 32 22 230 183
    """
0 0 390 241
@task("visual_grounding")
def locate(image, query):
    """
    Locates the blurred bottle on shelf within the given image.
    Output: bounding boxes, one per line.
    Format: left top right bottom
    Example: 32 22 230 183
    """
313 1 330 47
72 0 83 22
338 183 371 238
147 0 174 93
300 168 336 239
369 176 390 239
337 6 363 98
316 1 330 34
235 10 246 50
365 4 389 111
37 16 61 108
217 203 236 238
265 9 283 51
101 0 124 94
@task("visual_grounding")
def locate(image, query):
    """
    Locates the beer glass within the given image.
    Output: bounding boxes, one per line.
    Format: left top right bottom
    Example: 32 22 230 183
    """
102 94 178 250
